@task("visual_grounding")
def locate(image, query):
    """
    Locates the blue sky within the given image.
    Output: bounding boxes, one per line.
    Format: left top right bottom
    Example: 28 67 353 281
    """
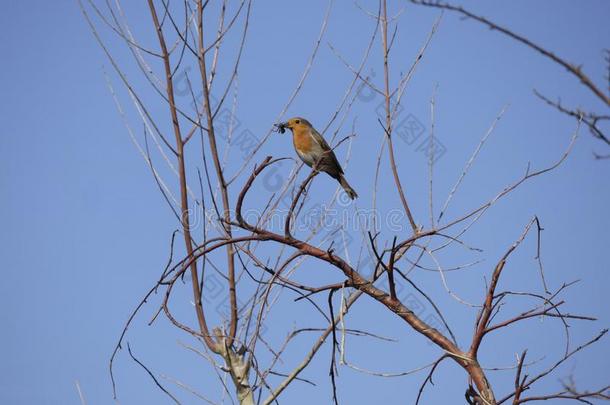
1 1 609 404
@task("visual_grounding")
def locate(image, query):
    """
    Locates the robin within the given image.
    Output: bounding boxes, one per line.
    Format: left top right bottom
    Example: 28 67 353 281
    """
277 117 358 199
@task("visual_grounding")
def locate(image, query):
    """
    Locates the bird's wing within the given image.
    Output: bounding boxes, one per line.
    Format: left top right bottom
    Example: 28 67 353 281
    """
310 128 332 151
310 128 344 177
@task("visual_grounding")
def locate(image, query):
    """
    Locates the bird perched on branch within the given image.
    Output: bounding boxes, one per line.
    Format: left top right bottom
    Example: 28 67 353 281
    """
276 117 358 199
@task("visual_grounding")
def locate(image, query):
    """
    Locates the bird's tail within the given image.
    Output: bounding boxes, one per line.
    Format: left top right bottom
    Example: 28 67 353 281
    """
339 175 358 200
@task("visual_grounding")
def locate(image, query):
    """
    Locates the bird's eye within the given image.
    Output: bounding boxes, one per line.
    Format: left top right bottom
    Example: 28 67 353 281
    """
295 119 300 124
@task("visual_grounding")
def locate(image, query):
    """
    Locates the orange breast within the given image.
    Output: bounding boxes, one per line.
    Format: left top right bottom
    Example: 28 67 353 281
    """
293 127 314 154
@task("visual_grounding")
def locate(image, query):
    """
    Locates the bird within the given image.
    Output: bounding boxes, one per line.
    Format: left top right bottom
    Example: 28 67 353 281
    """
277 117 358 199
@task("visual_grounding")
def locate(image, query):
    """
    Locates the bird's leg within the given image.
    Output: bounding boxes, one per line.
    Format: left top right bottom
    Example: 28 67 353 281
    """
312 157 323 174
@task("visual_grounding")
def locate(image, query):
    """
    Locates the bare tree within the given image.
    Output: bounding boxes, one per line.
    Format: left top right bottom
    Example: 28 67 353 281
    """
81 1 608 404
408 0 610 159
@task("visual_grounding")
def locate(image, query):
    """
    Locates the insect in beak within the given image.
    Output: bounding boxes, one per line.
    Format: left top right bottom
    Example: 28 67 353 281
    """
274 122 288 134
